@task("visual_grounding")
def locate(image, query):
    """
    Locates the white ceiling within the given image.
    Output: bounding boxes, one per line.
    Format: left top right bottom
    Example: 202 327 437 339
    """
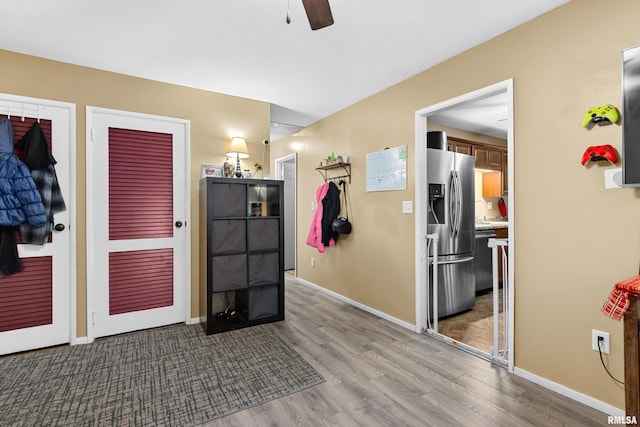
428 92 509 140
0 0 567 141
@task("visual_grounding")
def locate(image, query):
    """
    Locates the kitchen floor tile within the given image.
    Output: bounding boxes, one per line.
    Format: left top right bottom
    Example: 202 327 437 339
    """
437 289 505 355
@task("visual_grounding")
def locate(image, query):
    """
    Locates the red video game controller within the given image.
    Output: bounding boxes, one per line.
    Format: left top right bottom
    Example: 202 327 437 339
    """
581 144 617 165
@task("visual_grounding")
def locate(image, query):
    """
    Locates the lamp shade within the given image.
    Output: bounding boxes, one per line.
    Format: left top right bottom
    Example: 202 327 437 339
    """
226 137 250 158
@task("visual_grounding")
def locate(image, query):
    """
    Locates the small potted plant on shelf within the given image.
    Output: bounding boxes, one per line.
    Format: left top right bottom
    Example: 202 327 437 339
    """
254 162 263 178
320 152 345 166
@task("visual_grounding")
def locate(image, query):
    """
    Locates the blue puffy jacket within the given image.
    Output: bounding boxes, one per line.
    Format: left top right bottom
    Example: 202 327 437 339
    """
0 118 47 226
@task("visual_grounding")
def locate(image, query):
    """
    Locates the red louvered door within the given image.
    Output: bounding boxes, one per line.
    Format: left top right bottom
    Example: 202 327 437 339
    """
0 97 72 356
89 109 188 338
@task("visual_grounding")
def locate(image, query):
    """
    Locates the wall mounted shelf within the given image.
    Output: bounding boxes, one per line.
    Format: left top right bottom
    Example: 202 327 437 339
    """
316 162 351 183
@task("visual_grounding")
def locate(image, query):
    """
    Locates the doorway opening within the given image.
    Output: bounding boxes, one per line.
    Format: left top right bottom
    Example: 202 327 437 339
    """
275 153 297 276
414 79 514 370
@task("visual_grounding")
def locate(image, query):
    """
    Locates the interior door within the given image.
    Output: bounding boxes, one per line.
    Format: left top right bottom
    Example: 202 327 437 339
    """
276 154 296 271
0 96 73 355
88 108 189 339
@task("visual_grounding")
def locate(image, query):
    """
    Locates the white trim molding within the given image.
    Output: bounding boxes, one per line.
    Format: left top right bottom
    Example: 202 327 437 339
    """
414 79 515 371
514 367 624 417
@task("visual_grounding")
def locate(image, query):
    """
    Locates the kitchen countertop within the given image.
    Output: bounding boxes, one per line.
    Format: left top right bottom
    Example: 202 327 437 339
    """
475 220 508 230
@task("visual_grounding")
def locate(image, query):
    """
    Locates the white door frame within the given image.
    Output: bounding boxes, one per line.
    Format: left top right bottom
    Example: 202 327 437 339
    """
275 153 297 273
85 106 190 343
414 79 515 372
0 92 78 348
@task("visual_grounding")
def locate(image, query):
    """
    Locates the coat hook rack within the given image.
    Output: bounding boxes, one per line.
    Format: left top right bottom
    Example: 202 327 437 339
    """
315 162 351 183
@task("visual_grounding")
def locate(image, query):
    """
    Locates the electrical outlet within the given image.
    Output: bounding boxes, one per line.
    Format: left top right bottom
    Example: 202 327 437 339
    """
605 168 623 189
487 201 493 210
592 329 610 354
310 257 315 267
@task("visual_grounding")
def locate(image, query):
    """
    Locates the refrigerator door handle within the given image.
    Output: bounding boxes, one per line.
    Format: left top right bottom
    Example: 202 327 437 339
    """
448 171 456 236
455 170 463 236
452 170 458 237
450 170 461 238
433 256 474 266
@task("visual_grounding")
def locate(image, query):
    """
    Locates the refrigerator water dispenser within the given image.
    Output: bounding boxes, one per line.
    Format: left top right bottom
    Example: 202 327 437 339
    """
428 183 445 225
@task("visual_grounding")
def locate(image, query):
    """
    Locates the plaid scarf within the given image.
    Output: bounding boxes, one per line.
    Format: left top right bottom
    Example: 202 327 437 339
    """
602 275 640 321
19 165 66 245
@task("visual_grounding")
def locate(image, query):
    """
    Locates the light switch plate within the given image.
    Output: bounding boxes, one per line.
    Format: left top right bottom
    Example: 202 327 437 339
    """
402 201 413 214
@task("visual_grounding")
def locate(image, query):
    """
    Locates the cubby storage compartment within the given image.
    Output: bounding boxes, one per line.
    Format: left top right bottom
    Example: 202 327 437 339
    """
200 177 284 334
210 182 247 217
248 184 281 217
210 219 246 254
209 289 249 328
248 284 280 320
248 252 280 287
248 218 279 251
211 254 247 291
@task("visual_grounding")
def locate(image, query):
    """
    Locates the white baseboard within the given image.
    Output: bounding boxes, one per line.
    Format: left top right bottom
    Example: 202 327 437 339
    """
513 367 623 417
294 277 416 332
73 319 201 345
71 336 91 346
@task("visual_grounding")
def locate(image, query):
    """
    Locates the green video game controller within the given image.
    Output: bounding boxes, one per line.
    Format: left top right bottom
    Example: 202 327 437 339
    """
582 104 619 127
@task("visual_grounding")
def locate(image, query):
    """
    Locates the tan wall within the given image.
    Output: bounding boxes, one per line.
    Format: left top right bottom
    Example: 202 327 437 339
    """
271 0 640 408
0 49 270 336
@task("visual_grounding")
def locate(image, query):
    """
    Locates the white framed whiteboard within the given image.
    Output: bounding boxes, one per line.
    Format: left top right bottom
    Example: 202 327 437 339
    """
366 145 407 192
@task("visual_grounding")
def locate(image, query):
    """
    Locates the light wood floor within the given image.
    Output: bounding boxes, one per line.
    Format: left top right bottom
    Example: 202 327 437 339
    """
203 276 608 426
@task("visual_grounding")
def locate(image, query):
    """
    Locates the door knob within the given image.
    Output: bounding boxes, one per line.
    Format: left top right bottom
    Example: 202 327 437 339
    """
54 223 65 232
175 221 183 228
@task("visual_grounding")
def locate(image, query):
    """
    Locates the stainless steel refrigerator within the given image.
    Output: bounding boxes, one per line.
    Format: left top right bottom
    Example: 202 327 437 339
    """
427 137 476 318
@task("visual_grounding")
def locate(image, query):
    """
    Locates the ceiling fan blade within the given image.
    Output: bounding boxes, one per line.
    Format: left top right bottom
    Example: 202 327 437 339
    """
301 0 334 30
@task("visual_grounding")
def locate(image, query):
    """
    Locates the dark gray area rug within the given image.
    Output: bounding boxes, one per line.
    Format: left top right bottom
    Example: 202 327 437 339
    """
0 323 324 426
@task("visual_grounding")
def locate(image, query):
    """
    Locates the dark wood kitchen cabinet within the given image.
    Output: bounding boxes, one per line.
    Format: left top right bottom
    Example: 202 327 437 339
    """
479 148 508 196
447 137 506 168
502 150 509 194
446 136 508 195
447 138 473 155
474 146 503 170
199 177 284 334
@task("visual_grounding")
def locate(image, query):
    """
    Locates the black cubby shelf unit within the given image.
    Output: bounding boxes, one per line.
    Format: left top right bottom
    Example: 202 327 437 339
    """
199 177 284 334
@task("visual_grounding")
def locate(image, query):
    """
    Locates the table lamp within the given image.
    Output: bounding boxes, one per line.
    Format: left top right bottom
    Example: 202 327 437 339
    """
226 137 249 178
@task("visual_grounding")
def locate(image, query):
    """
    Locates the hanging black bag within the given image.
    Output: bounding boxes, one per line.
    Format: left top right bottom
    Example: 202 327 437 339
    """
331 180 352 234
